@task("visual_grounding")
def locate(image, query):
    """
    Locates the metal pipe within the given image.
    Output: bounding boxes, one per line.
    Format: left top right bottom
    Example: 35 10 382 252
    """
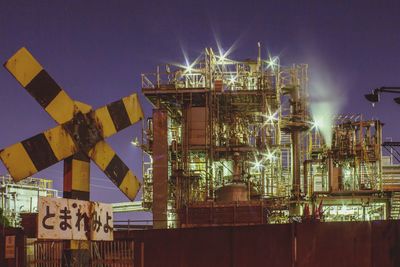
328 154 334 192
303 160 308 197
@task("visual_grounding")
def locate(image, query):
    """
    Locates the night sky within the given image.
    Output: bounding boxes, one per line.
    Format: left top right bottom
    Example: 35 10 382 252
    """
1 1 400 220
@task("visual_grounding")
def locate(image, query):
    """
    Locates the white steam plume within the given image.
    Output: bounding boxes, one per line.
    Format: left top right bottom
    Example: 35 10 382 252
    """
309 62 345 148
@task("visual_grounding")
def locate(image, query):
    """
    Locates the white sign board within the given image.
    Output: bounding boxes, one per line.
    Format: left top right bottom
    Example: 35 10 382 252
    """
38 197 113 241
90 201 114 241
5 235 15 259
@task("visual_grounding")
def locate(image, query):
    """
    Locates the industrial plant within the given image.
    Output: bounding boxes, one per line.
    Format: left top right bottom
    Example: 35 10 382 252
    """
139 46 400 228
2 0 400 264
1 45 400 266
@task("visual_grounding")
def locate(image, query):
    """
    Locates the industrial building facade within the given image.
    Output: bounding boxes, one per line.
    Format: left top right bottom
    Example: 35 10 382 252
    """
0 175 57 226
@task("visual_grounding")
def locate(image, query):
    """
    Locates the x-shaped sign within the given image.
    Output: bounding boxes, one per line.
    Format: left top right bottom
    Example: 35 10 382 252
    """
0 48 143 200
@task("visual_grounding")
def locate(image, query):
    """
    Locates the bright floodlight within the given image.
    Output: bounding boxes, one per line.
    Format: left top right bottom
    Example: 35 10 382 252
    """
264 150 276 161
251 157 264 172
229 75 237 84
267 55 279 70
312 120 320 129
263 110 278 125
185 64 193 73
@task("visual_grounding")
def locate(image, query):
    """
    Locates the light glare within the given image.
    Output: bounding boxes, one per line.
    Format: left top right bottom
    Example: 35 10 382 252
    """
266 55 279 70
251 155 264 172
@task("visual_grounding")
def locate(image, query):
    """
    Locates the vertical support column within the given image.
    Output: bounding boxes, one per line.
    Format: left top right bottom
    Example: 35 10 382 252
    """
63 152 90 200
289 84 302 216
328 154 334 192
206 92 213 200
292 131 301 199
152 109 168 229
376 120 383 192
63 152 90 267
261 167 266 197
303 160 308 197
289 83 302 201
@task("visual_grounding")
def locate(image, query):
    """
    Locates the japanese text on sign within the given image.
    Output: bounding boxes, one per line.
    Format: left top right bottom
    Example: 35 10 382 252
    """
38 197 113 241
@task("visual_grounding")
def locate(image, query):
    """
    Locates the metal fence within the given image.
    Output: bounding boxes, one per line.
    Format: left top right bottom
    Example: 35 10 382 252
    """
26 240 136 267
91 240 135 266
27 240 64 267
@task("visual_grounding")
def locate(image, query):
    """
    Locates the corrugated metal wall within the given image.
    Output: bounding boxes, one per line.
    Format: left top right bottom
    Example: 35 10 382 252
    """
116 220 400 267
296 222 371 266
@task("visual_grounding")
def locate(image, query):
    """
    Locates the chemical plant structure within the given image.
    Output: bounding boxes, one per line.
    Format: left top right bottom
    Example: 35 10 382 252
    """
0 175 58 226
139 46 400 228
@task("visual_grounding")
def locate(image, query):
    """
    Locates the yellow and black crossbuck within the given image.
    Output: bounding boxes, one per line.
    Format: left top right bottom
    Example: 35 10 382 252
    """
0 47 144 200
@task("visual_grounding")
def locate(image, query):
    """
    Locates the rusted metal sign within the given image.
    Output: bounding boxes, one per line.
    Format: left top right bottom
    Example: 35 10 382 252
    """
38 197 113 241
4 235 15 259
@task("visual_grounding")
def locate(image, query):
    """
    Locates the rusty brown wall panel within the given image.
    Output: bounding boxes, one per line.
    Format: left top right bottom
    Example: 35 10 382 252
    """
372 220 400 266
118 225 291 267
129 227 231 267
0 227 25 267
232 224 292 267
20 213 37 238
187 107 208 145
213 207 235 224
183 204 266 226
152 109 169 228
115 221 400 267
296 222 372 267
179 227 231 267
235 206 263 224
145 230 182 267
187 207 212 225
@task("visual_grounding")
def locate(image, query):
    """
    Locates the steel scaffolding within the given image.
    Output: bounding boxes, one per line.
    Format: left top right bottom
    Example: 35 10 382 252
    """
140 46 391 227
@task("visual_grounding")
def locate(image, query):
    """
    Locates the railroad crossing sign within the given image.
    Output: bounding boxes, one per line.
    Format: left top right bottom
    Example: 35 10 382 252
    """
38 197 113 241
0 47 143 200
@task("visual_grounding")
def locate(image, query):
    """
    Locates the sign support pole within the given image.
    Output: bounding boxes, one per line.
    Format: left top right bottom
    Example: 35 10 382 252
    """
63 152 91 267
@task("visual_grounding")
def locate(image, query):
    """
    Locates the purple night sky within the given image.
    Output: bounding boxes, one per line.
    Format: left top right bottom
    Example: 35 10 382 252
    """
1 1 400 220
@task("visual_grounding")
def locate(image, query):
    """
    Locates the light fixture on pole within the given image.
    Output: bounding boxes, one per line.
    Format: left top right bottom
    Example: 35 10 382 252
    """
364 87 400 104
